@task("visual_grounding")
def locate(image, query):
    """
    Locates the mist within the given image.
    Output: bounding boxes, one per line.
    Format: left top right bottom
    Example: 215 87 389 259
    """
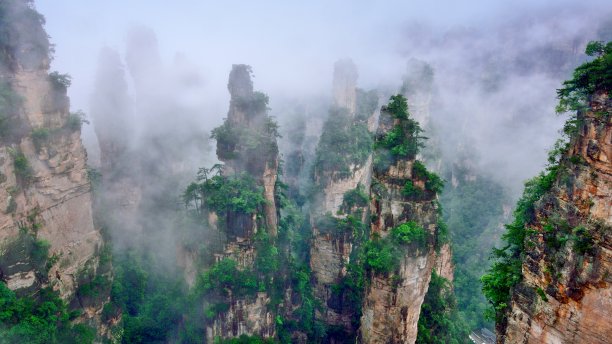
35 1 609 195
0 0 605 341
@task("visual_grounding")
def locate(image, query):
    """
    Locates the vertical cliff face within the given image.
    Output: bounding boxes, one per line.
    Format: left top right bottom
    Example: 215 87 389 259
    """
219 64 279 236
308 59 378 338
0 0 107 319
501 91 611 344
204 64 280 340
333 59 358 115
360 96 444 344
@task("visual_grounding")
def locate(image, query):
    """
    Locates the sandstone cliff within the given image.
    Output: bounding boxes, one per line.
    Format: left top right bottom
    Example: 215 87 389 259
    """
0 0 107 323
360 97 445 344
204 64 280 340
309 59 378 339
500 90 611 344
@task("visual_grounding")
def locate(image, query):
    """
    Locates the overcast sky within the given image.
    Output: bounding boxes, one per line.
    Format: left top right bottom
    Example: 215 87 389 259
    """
35 1 611 192
36 0 605 110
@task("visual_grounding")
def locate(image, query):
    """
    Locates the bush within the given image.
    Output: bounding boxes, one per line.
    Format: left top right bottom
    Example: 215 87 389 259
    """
31 128 50 151
67 110 88 131
0 283 96 344
194 259 258 298
363 237 399 274
412 161 444 194
340 184 369 214
375 95 425 165
391 221 427 246
556 40 611 115
482 165 559 321
417 271 471 344
313 107 373 181
403 180 424 198
10 149 34 186
48 71 72 90
0 80 22 141
184 172 266 216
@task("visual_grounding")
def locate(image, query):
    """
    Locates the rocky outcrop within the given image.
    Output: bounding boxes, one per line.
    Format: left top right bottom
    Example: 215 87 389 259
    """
501 91 611 343
333 59 358 115
0 0 106 322
434 243 454 283
204 65 280 340
220 64 279 236
309 60 377 337
360 100 443 344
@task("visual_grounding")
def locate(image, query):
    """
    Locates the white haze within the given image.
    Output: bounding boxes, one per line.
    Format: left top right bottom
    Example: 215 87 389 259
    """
37 0 612 196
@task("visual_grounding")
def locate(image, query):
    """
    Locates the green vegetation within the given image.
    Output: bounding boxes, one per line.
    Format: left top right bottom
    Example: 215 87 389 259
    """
214 335 278 344
412 161 444 194
402 180 424 198
67 110 89 131
364 222 428 275
108 252 188 344
441 172 507 330
416 271 470 344
184 171 266 217
0 80 22 141
481 166 558 321
195 258 258 298
363 235 400 274
391 221 427 246
313 107 372 181
10 148 34 186
536 287 548 302
374 95 425 170
481 40 612 323
0 283 96 344
556 41 611 115
339 183 369 213
48 72 72 90
31 127 50 151
211 95 280 162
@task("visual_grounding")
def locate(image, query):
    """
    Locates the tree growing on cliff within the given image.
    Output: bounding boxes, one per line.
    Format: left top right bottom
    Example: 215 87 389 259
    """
556 40 611 115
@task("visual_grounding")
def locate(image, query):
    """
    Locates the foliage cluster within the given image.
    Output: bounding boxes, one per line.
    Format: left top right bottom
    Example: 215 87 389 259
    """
440 172 507 330
364 221 428 274
313 107 372 181
374 95 425 170
481 41 610 327
67 110 89 131
10 148 34 186
339 183 369 214
481 164 558 321
412 161 444 194
214 334 278 344
211 102 280 161
194 258 259 299
109 253 188 343
0 283 96 344
184 171 266 217
403 161 444 199
48 72 72 90
556 41 611 115
416 271 471 344
31 127 50 150
0 80 22 141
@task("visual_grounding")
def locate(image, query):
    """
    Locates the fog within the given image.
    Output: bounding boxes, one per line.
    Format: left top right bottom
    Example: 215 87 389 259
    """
14 0 609 338
36 1 610 198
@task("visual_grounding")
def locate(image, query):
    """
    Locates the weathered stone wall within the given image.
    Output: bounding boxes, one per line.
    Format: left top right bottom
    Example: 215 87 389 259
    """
0 0 106 325
501 91 611 343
